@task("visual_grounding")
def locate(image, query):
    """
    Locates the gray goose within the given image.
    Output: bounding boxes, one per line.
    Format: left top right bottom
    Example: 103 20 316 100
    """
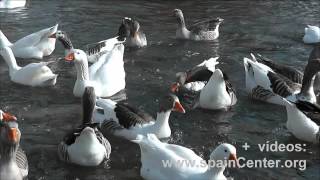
173 9 223 41
120 17 147 48
0 110 28 180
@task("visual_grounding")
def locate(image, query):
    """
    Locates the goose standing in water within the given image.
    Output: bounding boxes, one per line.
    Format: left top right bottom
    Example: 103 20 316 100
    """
58 87 111 166
94 94 185 140
133 134 238 180
64 40 126 98
243 55 320 106
0 24 58 59
171 57 237 110
0 110 28 180
0 46 58 87
120 17 147 48
173 9 223 41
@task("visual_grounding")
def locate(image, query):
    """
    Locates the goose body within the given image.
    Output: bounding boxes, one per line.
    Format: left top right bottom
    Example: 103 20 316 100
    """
133 134 238 180
171 57 236 110
282 99 319 144
0 24 58 59
94 94 185 140
0 0 26 9
303 25 320 44
0 110 28 180
65 43 126 98
0 47 57 87
173 9 223 41
58 87 111 166
243 55 319 106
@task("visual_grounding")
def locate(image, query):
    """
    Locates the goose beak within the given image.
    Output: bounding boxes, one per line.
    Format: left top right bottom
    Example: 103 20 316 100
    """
8 128 18 143
170 83 179 93
174 101 185 113
2 112 17 122
65 53 75 61
49 33 56 38
228 153 239 168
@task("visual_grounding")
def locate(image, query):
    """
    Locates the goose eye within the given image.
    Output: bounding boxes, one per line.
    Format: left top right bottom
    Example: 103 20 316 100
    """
77 52 80 55
224 149 227 153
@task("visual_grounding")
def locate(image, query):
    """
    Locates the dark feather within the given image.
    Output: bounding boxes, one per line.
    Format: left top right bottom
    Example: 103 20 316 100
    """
295 100 320 125
16 146 28 174
267 71 298 97
257 54 303 84
186 66 213 83
114 103 154 129
86 41 107 56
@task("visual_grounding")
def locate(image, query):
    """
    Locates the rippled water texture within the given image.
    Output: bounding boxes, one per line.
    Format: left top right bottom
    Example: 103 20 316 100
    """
0 0 319 179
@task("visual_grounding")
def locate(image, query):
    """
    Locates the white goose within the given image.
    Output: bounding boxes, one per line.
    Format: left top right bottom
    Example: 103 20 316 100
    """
303 25 320 44
0 24 58 59
133 134 238 180
94 94 185 140
243 55 320 106
57 87 111 166
0 47 58 87
171 58 237 110
173 9 223 41
282 99 319 144
0 0 26 9
64 43 125 98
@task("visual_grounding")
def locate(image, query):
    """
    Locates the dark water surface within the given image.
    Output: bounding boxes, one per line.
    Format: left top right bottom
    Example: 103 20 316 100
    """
0 0 320 179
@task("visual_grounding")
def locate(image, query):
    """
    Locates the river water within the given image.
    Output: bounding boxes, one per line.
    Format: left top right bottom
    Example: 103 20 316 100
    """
0 0 319 179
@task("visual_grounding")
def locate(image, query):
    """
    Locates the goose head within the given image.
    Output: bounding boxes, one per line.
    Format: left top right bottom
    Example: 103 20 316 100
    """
51 30 66 39
209 143 238 168
65 49 87 63
118 17 132 41
213 17 224 26
0 111 20 146
173 9 184 20
170 72 188 93
159 94 185 113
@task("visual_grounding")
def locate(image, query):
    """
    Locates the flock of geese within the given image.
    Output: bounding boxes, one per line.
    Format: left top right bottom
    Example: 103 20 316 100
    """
1 5 320 180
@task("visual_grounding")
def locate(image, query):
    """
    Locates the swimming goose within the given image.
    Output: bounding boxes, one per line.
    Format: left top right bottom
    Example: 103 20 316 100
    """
0 0 26 8
171 57 219 93
58 87 111 166
173 9 223 41
64 42 126 98
120 17 147 48
303 25 320 44
133 134 238 180
94 94 185 140
171 58 237 110
54 26 127 63
0 46 58 87
0 24 58 59
0 110 28 180
243 55 320 105
282 99 319 144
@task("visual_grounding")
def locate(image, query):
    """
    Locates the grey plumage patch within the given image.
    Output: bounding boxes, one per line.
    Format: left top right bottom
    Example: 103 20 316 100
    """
16 146 28 177
250 86 275 101
100 120 125 136
95 130 111 159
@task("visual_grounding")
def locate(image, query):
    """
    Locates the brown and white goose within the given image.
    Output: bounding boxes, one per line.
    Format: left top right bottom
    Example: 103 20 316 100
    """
57 87 111 166
120 17 147 48
0 110 28 180
93 94 185 141
173 9 223 41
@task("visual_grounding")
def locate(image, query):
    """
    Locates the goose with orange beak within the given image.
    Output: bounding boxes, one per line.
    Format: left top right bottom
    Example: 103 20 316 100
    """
94 94 185 140
0 110 28 180
132 134 238 180
64 42 126 98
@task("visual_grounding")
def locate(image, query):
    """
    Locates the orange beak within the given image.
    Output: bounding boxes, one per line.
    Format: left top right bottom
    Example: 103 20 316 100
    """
174 101 185 113
229 153 239 168
49 33 56 38
2 112 17 122
8 128 18 143
170 83 179 93
65 53 75 61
